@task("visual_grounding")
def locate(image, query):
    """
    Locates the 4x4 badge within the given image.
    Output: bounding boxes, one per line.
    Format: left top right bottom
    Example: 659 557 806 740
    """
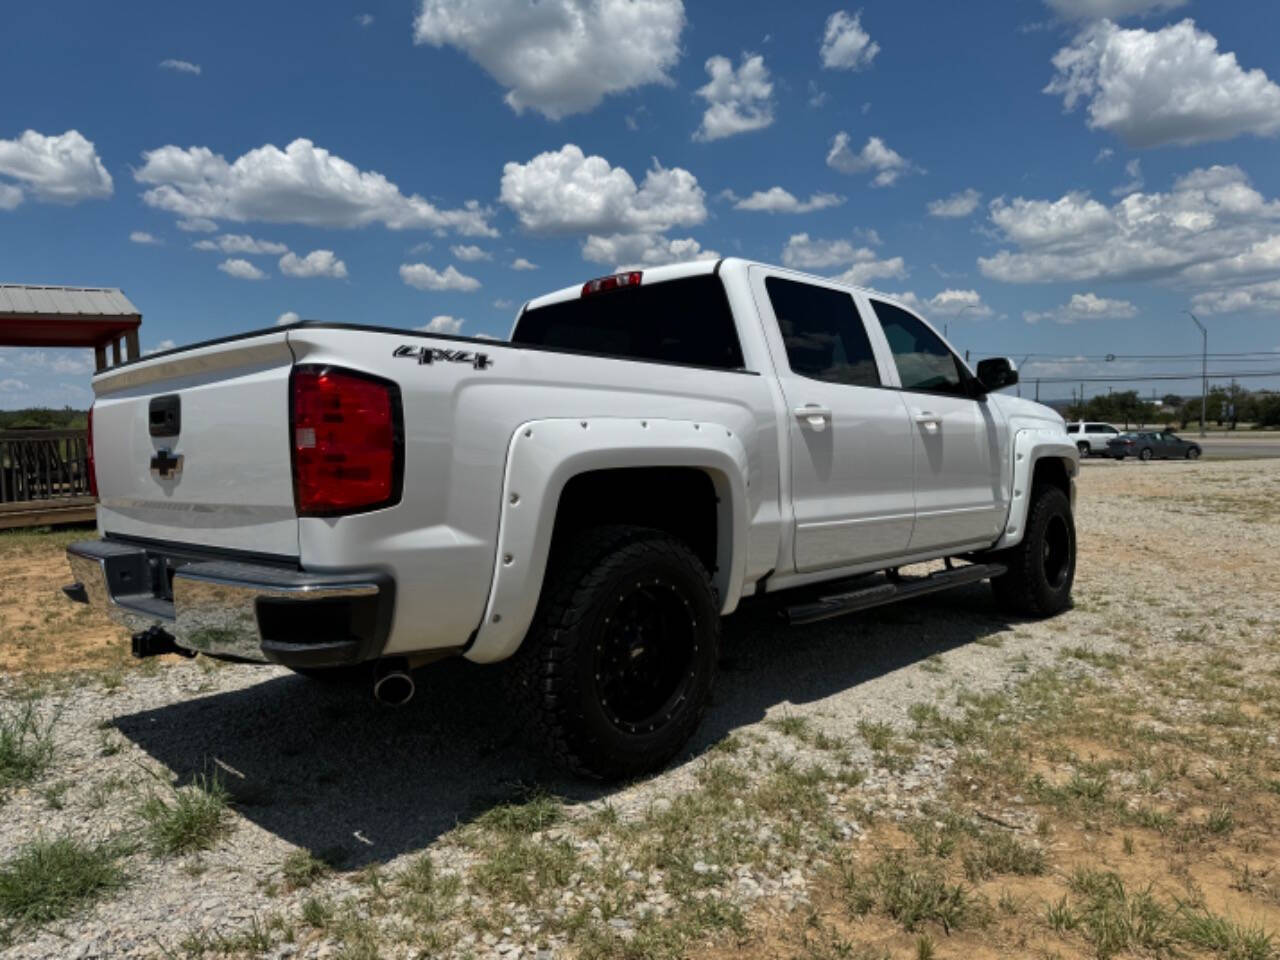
394 345 492 370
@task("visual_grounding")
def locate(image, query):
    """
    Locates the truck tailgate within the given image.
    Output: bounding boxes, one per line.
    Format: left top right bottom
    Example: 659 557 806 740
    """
91 333 299 556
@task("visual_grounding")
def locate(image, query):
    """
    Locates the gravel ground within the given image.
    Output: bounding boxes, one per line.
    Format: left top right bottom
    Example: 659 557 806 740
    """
1 457 1277 959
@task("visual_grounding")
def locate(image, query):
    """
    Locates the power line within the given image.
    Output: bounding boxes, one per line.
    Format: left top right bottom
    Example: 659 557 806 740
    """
972 350 1280 362
1032 369 1280 384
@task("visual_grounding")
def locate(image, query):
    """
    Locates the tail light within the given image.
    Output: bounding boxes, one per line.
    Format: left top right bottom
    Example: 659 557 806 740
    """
87 404 98 498
582 271 642 296
290 366 403 517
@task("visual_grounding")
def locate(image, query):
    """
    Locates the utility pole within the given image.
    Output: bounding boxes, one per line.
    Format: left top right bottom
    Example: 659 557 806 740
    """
1185 310 1207 437
944 302 978 342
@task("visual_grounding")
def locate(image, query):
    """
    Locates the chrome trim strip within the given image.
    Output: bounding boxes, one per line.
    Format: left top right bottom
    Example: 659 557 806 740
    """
66 541 385 663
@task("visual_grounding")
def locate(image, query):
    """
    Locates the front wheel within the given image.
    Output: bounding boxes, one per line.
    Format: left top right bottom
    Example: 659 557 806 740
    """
1076 441 1090 457
509 525 719 780
1187 447 1201 460
990 485 1075 617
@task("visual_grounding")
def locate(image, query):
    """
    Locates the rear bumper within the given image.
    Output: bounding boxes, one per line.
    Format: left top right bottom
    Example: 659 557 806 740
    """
65 539 394 667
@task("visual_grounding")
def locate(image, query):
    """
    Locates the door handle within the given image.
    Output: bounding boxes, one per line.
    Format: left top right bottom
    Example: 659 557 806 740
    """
914 412 942 433
794 404 832 432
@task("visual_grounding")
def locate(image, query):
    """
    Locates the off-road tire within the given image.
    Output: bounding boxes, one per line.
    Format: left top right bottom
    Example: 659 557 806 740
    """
990 485 1075 618
508 525 719 780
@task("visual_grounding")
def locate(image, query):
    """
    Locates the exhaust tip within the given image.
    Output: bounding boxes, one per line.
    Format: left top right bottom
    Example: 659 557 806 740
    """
372 670 415 707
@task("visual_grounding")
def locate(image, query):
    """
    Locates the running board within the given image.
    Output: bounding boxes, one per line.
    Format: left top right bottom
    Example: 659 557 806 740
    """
783 562 1006 626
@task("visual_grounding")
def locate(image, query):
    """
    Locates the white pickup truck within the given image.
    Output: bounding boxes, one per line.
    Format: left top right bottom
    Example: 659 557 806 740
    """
65 258 1077 778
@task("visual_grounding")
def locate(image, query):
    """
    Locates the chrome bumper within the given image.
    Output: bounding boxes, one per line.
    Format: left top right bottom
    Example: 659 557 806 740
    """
65 539 393 666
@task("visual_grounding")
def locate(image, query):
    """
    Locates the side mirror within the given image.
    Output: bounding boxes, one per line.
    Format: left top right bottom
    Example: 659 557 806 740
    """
976 356 1019 393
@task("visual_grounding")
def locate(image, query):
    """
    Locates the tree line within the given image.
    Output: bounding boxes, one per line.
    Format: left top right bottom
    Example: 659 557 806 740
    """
1064 387 1280 430
0 407 88 430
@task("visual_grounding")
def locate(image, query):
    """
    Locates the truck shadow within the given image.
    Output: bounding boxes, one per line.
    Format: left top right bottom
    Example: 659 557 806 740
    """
112 582 1020 869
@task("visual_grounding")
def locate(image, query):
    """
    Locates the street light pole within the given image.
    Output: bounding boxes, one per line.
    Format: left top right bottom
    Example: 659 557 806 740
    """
1185 310 1207 437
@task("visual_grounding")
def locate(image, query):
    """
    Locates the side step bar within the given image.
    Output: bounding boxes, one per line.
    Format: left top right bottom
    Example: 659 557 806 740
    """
783 562 1006 626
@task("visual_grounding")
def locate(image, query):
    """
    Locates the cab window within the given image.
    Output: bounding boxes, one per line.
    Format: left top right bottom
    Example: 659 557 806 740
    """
766 277 881 387
870 300 969 396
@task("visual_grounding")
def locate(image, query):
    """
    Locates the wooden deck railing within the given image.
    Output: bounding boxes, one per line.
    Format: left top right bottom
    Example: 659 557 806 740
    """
0 429 92 504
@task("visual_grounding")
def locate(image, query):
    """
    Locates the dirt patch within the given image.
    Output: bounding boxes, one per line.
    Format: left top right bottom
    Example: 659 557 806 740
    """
0 528 133 675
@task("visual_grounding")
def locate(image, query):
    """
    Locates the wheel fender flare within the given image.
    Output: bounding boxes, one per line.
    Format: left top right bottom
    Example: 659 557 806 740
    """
465 417 750 664
992 429 1078 551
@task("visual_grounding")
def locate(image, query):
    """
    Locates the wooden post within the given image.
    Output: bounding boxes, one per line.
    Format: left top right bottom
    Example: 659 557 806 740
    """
125 327 140 361
111 337 121 366
94 343 107 372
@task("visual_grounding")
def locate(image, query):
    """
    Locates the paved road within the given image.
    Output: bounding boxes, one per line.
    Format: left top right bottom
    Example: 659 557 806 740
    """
1081 436 1280 462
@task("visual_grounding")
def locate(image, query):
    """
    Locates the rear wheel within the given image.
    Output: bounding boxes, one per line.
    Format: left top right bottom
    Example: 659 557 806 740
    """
1139 447 1153 461
990 485 1075 617
1076 441 1090 457
509 525 719 780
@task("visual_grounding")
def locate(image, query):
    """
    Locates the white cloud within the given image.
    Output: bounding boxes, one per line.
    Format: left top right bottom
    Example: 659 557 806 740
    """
693 54 774 141
276 311 300 326
1043 0 1187 20
826 133 919 187
450 243 491 261
734 187 845 214
144 339 177 356
193 233 288 255
493 298 514 309
0 378 30 392
927 188 982 218
1111 158 1144 196
3 350 94 376
218 258 267 281
978 164 1280 286
130 231 162 245
0 184 22 210
0 129 113 205
890 289 994 318
280 249 348 279
1191 278 1280 315
176 216 217 232
511 257 538 270
781 233 906 285
1023 292 1138 324
159 59 201 75
500 144 705 235
413 0 685 120
136 138 496 235
1095 147 1115 163
355 13 374 27
1045 19 1280 148
420 315 464 334
782 233 874 270
400 263 481 292
820 10 879 71
832 257 907 286
581 234 718 269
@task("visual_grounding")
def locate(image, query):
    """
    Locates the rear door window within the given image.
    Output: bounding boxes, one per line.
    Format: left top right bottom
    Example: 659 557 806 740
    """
765 277 881 387
870 300 969 396
512 275 745 370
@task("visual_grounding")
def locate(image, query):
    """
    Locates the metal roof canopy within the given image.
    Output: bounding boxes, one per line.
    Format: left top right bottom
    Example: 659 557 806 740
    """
0 284 142 371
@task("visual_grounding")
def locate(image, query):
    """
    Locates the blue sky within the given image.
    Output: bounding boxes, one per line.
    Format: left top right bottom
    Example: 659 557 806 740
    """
3 0 1280 408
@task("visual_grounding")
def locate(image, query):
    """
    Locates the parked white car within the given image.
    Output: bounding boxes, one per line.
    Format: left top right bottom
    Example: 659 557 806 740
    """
1065 421 1121 457
65 259 1078 778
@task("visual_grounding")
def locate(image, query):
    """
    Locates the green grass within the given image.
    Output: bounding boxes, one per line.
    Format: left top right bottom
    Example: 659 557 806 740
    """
0 835 126 927
138 772 232 856
0 701 55 798
841 852 981 934
281 849 334 890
